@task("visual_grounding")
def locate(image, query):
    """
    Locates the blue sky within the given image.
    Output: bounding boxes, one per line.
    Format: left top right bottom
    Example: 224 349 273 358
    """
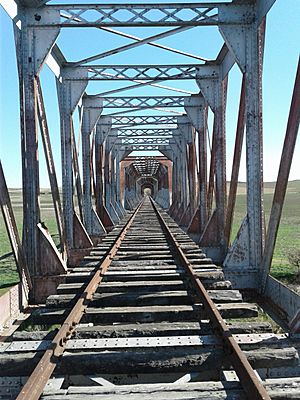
0 0 299 188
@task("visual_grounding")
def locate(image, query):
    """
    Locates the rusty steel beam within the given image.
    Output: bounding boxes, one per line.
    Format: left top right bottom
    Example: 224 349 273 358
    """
16 199 145 400
187 136 197 212
90 131 97 198
261 57 300 293
71 120 84 222
224 74 246 245
0 161 32 292
207 118 216 217
198 106 208 232
150 198 271 400
36 77 66 256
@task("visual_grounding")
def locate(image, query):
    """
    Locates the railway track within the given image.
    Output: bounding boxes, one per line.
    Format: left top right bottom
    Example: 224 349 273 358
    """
1 197 300 399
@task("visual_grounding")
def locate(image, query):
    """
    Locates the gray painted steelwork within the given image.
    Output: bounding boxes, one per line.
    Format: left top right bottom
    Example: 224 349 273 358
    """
2 0 299 334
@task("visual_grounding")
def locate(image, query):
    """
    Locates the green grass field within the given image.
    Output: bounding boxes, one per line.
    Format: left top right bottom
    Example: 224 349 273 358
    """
0 189 59 295
1 182 299 294
229 180 300 283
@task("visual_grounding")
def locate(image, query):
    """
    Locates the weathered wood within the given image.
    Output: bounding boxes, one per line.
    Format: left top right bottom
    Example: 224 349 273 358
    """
0 346 297 376
58 280 187 294
40 379 300 400
11 321 273 342
46 291 193 308
46 290 242 308
30 303 258 325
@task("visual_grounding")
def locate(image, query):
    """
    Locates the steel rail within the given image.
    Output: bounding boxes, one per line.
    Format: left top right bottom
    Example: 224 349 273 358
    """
149 198 271 400
17 200 145 400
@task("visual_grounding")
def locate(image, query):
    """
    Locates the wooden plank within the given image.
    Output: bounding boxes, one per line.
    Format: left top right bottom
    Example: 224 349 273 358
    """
30 303 258 325
0 346 297 376
45 290 243 308
11 321 273 342
40 378 300 400
46 291 193 308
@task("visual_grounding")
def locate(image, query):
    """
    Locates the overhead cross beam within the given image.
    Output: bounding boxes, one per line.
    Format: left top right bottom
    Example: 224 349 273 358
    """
32 4 221 27
111 115 180 126
115 129 174 137
119 137 171 146
98 96 189 108
133 157 160 176
63 65 200 81
122 144 170 151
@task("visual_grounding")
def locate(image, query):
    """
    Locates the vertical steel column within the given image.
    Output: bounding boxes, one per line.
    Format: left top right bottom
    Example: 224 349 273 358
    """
214 76 228 248
225 75 246 245
82 120 92 230
20 46 40 277
187 138 197 211
219 4 270 268
16 8 59 280
115 150 122 210
60 82 74 249
95 127 104 217
103 138 110 213
71 120 84 222
95 118 112 218
111 150 117 210
81 97 102 233
184 94 208 235
245 26 264 267
198 107 208 232
58 68 87 249
197 68 227 250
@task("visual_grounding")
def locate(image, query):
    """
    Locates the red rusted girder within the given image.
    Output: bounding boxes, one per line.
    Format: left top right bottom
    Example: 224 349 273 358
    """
150 198 271 400
198 106 208 233
90 131 97 198
71 119 84 222
17 199 144 400
207 118 216 217
187 135 197 212
261 57 300 293
224 74 246 245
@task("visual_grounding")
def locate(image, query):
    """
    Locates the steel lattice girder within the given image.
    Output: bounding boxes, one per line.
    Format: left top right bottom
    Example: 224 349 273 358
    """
132 157 160 175
111 115 180 126
31 4 220 27
122 144 169 151
24 3 261 28
63 64 201 80
119 137 170 145
115 129 174 137
98 96 189 108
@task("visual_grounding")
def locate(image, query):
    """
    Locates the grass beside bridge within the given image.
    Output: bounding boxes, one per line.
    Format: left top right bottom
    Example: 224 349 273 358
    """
0 181 299 295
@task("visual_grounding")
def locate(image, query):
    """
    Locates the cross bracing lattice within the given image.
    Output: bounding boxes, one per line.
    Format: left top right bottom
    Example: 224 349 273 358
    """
38 4 220 27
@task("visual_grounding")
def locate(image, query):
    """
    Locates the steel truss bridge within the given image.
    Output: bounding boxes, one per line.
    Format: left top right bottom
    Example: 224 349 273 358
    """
0 0 299 399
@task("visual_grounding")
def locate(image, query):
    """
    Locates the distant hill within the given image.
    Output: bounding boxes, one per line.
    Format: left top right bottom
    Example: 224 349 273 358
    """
227 180 300 195
8 180 300 196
